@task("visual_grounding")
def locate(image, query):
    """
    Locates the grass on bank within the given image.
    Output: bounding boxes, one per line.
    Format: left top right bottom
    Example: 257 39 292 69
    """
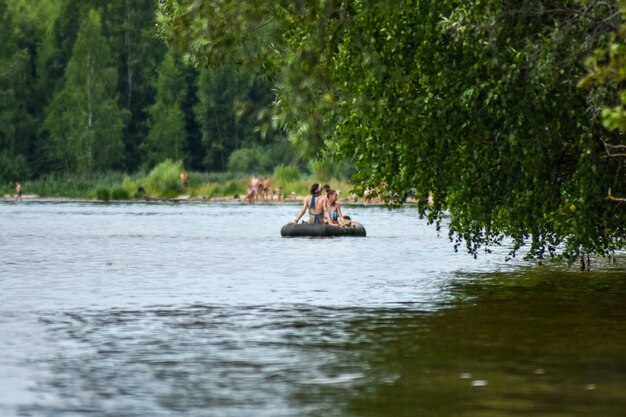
1 160 354 201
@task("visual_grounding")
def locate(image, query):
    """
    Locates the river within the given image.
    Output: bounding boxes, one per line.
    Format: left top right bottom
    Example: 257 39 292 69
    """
1 200 625 417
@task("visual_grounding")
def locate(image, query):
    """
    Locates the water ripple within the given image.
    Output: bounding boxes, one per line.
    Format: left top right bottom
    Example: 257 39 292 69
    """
5 202 621 417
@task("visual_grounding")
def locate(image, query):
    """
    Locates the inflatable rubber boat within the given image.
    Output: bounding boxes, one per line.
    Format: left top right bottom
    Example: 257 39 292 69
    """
280 222 366 237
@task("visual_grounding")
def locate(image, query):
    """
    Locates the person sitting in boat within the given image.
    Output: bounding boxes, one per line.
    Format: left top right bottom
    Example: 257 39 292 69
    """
321 184 331 223
292 183 327 224
326 189 347 226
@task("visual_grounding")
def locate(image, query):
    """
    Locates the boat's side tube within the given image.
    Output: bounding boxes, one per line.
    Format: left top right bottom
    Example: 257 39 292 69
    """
281 223 366 237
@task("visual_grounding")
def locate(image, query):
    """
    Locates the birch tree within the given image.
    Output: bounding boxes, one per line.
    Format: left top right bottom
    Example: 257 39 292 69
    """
45 9 128 174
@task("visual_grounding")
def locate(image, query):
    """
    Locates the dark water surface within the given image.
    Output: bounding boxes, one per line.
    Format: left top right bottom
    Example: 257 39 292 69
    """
1 201 626 417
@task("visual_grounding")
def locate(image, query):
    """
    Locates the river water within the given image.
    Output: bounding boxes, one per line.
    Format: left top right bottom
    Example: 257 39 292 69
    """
1 200 626 417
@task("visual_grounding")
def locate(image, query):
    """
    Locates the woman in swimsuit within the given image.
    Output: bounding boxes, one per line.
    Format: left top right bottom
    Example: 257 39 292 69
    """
326 189 346 226
292 183 327 224
320 184 331 223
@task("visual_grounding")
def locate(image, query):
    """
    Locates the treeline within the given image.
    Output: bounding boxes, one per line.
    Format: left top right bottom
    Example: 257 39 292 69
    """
0 0 332 185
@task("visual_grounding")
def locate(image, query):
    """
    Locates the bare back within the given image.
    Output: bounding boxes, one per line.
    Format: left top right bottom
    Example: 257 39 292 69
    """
305 194 325 224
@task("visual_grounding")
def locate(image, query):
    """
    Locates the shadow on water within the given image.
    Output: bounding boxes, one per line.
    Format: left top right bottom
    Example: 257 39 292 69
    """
18 269 626 417
334 268 626 417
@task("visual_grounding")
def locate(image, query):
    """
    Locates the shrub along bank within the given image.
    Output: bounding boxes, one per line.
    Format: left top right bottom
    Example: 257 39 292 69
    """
1 160 353 201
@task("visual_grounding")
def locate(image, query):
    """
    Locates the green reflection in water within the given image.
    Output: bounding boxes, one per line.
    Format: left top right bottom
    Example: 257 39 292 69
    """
316 267 626 417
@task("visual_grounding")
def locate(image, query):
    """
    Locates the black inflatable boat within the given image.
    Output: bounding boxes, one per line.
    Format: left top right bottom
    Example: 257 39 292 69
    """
280 222 366 237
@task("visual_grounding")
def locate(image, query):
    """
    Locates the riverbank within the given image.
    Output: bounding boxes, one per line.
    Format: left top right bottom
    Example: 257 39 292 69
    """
0 193 407 205
1 162 362 203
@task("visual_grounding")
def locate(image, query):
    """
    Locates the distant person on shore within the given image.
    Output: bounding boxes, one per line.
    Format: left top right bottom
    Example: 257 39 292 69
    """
180 170 189 191
15 181 22 201
250 175 259 201
262 177 270 201
326 189 347 226
245 185 255 204
257 177 264 201
291 183 326 224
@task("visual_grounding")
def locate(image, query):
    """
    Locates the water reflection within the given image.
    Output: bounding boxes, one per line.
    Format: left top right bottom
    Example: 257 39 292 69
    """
342 271 626 417
21 272 626 417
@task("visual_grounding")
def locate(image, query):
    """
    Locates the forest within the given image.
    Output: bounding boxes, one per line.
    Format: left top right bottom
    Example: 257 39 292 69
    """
0 0 338 186
4 0 626 261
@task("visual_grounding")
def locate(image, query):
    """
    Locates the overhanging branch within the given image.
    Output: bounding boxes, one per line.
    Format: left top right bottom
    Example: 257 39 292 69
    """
607 187 626 202
601 138 626 158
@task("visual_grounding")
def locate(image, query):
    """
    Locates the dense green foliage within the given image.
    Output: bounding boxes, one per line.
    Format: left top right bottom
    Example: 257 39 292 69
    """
581 2 626 130
0 0 299 185
142 159 184 197
157 0 626 260
142 50 187 169
45 9 128 174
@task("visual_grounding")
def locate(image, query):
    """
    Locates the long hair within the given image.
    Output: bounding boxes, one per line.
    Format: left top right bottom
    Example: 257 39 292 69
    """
327 189 337 206
310 183 321 194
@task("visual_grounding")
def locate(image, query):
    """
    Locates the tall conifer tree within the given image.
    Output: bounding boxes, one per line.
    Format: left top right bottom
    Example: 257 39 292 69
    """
44 9 128 174
0 0 33 182
143 50 187 169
